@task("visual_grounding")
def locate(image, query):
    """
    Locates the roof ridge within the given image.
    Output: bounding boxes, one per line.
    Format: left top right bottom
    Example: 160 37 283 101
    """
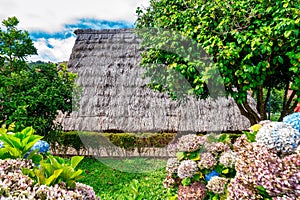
74 28 134 35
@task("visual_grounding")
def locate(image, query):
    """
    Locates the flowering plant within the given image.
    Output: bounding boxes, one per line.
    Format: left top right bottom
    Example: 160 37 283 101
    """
255 122 300 155
283 112 300 132
164 133 237 200
228 135 300 199
0 158 99 199
0 127 44 164
30 140 50 153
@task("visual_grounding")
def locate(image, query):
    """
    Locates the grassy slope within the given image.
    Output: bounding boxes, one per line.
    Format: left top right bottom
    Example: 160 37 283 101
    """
77 157 169 200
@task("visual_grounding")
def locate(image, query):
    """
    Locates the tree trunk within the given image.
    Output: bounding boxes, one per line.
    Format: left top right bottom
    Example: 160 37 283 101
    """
234 98 261 125
278 95 298 121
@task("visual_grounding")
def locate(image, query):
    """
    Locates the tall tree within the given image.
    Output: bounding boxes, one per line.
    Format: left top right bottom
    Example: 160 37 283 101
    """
136 0 300 125
0 17 77 138
0 16 37 72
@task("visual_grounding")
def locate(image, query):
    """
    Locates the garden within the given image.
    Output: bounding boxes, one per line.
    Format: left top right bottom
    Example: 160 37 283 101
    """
0 112 300 199
1 0 300 199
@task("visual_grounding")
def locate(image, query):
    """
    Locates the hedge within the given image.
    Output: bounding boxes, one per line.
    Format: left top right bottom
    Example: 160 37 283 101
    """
50 131 176 156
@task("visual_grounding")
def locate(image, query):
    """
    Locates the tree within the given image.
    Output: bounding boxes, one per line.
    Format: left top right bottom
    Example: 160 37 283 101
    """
135 0 300 125
0 16 37 72
0 17 77 138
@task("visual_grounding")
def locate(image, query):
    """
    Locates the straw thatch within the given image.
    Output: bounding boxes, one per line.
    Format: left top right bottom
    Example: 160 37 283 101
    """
57 28 254 133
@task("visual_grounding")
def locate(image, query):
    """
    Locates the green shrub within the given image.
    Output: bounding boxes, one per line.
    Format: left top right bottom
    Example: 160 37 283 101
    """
0 127 43 164
23 155 84 189
55 131 176 155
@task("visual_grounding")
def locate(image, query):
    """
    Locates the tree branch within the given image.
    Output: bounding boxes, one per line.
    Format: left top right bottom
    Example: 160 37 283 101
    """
279 90 296 121
263 86 272 119
256 86 266 119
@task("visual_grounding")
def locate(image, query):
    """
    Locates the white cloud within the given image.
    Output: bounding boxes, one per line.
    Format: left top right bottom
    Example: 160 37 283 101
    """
29 36 76 62
0 0 150 33
0 0 150 62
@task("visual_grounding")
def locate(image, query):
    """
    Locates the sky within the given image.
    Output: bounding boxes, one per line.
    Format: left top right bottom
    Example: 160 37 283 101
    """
0 0 150 62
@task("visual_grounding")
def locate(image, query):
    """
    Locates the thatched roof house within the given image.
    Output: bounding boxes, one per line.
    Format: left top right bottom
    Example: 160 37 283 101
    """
58 29 252 133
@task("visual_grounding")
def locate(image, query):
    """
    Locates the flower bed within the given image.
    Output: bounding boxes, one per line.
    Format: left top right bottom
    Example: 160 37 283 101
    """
0 127 100 199
163 113 300 199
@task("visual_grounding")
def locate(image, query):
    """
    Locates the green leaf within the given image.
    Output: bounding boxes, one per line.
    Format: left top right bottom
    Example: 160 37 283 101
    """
242 131 256 142
168 196 178 200
69 169 83 179
66 180 76 189
193 172 203 181
34 168 46 185
30 153 43 165
71 156 84 169
21 127 34 136
41 163 54 176
176 152 185 161
284 30 292 38
45 169 63 186
212 195 219 200
257 185 272 197
22 168 35 178
222 168 229 174
49 155 62 169
181 178 191 186
278 56 284 64
188 151 200 161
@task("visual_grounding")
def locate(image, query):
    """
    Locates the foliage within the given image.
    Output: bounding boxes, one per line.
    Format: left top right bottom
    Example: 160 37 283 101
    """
52 131 175 154
23 155 84 189
0 17 77 138
0 158 99 199
77 157 168 200
0 16 37 71
0 126 43 164
136 0 300 125
54 130 85 155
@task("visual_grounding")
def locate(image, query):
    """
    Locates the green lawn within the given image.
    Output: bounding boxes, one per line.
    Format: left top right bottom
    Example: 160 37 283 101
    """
77 157 171 200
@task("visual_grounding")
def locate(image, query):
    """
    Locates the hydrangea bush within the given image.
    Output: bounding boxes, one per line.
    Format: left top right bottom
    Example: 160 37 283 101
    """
0 126 100 199
283 112 300 132
30 140 50 153
164 134 237 199
228 135 300 199
164 118 300 200
0 159 100 199
255 122 300 155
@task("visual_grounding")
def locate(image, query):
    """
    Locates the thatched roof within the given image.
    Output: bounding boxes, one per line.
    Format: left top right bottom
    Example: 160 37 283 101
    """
57 28 253 133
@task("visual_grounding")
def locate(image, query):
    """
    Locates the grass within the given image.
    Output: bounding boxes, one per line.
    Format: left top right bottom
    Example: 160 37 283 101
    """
77 157 170 200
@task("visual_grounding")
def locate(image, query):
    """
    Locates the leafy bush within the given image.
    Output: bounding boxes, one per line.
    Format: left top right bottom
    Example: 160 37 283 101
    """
0 127 43 164
52 131 175 155
23 155 84 189
0 17 78 138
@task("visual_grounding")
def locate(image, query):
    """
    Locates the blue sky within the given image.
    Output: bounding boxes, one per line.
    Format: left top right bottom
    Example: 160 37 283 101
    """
0 0 149 62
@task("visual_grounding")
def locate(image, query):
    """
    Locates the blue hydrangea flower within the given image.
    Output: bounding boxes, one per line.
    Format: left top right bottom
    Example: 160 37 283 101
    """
205 170 219 181
30 140 50 153
256 122 300 154
283 112 300 132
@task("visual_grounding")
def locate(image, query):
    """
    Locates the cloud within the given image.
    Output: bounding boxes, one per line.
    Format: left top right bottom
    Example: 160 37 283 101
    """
29 37 76 63
0 0 149 33
0 0 149 62
28 19 134 62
